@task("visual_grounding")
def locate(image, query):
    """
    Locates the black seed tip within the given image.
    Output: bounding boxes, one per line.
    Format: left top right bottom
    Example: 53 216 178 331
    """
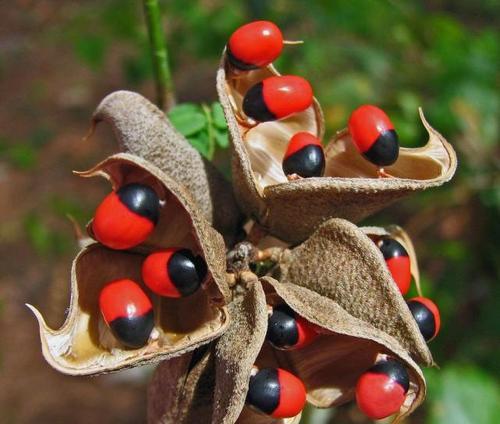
363 129 399 167
243 82 276 122
167 249 207 297
369 359 410 393
109 309 154 349
282 145 325 178
247 368 280 415
226 46 259 71
117 183 160 224
378 237 408 260
267 304 299 349
408 300 436 341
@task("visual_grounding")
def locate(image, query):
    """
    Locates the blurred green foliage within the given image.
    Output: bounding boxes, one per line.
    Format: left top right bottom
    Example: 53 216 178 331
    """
11 0 498 422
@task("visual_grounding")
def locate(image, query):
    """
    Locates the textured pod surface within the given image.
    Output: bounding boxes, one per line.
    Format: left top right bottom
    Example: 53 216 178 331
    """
277 218 433 366
263 278 426 421
92 90 242 243
148 347 216 424
27 153 229 375
217 50 457 243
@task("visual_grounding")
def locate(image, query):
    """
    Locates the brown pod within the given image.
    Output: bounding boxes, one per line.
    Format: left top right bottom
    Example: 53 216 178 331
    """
217 51 457 243
261 278 426 422
27 154 229 375
148 347 216 424
92 91 242 243
277 218 433 366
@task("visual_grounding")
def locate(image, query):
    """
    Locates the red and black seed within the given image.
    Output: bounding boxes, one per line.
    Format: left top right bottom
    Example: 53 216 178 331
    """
142 248 207 298
407 297 440 341
99 279 154 349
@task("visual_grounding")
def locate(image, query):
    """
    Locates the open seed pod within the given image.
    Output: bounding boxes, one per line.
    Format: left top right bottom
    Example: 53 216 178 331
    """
262 277 426 422
276 218 433 366
27 153 229 375
92 90 242 243
217 51 457 243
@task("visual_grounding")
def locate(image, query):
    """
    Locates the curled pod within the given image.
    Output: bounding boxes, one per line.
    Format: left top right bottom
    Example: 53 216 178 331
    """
27 153 229 375
277 218 433 366
208 278 426 424
217 51 457 243
91 90 242 244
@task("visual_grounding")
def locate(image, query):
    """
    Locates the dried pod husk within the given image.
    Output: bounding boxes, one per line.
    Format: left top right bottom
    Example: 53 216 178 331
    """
217 52 457 243
361 224 421 294
92 90 242 243
276 218 433 366
262 277 426 423
148 346 216 424
27 153 229 375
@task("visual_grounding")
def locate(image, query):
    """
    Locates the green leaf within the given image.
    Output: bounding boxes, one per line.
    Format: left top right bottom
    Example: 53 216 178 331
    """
168 104 207 137
187 132 210 158
426 364 500 424
214 130 229 149
6 144 37 169
211 102 227 130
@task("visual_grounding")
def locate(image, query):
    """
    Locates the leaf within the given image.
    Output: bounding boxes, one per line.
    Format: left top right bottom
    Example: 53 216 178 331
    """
426 364 500 424
73 34 106 69
214 130 229 149
211 102 227 130
168 106 207 137
188 132 210 158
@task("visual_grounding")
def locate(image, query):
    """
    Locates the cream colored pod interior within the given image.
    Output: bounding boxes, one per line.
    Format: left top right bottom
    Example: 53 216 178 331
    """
27 153 230 375
217 49 458 244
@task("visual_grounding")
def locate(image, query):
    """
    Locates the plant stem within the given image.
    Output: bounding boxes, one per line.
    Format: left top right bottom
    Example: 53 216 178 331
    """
142 0 175 111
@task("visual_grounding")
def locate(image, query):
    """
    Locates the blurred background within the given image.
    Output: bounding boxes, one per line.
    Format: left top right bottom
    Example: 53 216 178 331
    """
0 0 498 423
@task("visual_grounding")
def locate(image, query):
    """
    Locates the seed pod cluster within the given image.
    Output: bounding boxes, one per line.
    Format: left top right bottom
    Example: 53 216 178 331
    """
31 18 456 424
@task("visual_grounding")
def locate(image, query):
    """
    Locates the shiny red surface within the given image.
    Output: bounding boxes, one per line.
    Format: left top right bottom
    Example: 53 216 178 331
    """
142 249 182 298
386 256 411 295
356 372 406 419
92 191 154 250
228 20 283 67
272 368 307 418
295 315 319 348
348 104 395 153
99 279 152 323
262 76 313 119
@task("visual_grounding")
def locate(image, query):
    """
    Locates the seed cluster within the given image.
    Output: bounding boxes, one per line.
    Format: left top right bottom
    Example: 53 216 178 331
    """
30 18 457 424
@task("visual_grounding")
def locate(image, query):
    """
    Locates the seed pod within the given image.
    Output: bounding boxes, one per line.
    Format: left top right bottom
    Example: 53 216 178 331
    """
217 51 457 244
28 153 229 375
91 91 243 244
277 218 433 366
407 297 441 342
262 278 426 420
227 21 283 70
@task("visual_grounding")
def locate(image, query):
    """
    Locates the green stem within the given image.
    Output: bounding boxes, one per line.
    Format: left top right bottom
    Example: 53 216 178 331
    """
142 0 175 111
201 104 215 160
